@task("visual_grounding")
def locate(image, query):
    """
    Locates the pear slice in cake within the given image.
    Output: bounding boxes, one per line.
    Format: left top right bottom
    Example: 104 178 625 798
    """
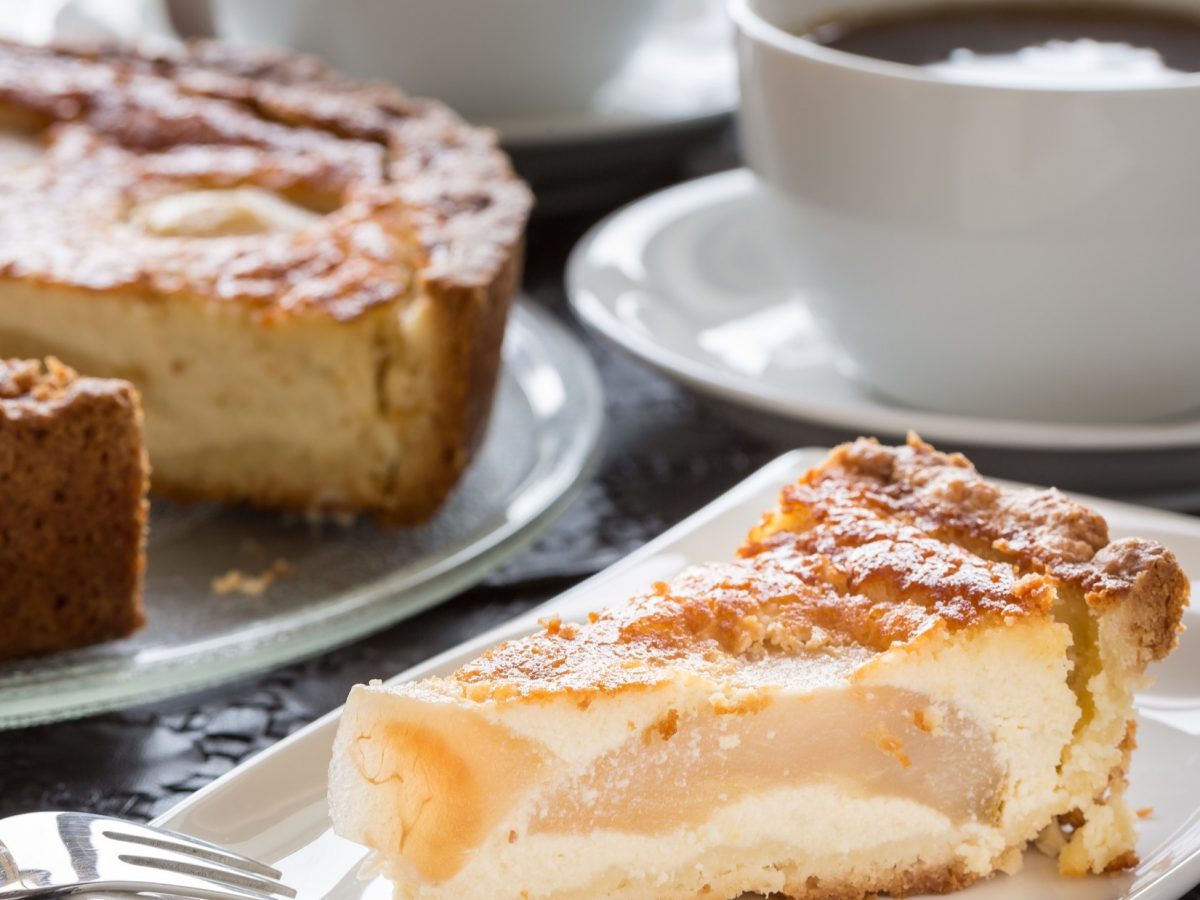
328 436 1188 900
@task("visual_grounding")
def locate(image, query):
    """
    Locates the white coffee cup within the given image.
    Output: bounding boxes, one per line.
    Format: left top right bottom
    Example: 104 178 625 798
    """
731 0 1200 423
207 0 665 120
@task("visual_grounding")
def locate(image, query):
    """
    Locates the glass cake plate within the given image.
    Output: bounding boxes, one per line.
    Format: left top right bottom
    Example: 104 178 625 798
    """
0 301 603 729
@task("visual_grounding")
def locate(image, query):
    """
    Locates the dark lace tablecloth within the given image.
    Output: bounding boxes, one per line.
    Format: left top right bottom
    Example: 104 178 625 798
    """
2 133 1196 899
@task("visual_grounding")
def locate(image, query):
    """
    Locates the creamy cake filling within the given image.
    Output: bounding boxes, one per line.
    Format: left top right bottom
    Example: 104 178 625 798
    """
0 274 446 514
128 187 324 238
528 684 1002 836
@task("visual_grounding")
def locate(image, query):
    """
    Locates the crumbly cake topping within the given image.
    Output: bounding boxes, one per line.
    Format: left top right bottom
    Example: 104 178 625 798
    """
454 548 1046 703
0 356 78 403
0 40 531 321
818 436 1108 565
454 436 1187 703
806 435 1188 661
455 562 868 701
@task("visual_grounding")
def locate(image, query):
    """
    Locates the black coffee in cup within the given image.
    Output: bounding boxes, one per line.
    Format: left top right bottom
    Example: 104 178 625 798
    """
800 2 1200 82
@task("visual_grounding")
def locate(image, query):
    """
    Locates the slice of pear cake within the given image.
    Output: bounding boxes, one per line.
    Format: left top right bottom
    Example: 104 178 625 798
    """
329 436 1188 900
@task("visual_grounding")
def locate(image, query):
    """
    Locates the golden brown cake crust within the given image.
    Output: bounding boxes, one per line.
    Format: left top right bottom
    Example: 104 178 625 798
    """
455 546 1054 704
0 355 75 402
812 434 1189 663
453 435 1186 715
778 858 979 899
0 38 531 321
454 459 1064 702
0 357 149 659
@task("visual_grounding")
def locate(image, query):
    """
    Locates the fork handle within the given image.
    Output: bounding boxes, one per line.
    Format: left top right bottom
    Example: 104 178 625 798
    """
0 886 80 900
0 883 256 900
0 888 69 900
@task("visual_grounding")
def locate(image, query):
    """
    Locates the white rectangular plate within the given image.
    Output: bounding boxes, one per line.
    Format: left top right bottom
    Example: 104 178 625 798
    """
155 450 1200 900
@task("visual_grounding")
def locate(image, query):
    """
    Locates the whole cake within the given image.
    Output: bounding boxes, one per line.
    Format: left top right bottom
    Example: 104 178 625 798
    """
0 39 531 523
0 358 149 659
329 436 1189 899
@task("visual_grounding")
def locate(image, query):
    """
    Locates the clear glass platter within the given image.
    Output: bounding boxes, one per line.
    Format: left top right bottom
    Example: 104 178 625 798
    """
0 301 603 729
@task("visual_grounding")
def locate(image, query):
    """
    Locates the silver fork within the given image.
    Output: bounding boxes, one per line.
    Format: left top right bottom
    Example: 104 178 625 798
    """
0 812 297 900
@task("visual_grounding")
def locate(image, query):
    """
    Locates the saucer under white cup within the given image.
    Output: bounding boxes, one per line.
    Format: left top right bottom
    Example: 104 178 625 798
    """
731 0 1200 424
217 0 734 149
116 0 736 151
567 168 1200 499
482 0 737 147
208 0 666 121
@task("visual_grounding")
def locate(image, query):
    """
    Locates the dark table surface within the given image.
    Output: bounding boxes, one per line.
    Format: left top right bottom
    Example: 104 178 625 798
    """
2 129 1196 899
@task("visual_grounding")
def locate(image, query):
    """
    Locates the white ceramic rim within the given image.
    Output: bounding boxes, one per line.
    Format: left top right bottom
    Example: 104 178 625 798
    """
727 0 1200 93
483 2 737 147
566 168 1200 452
486 106 732 149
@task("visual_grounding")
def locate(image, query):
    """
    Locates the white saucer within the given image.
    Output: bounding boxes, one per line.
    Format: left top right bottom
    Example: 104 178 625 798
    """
481 0 737 148
11 0 734 152
568 168 1200 454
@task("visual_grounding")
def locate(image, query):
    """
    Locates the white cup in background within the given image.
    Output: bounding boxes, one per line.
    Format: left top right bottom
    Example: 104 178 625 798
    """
207 0 666 120
731 0 1200 423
